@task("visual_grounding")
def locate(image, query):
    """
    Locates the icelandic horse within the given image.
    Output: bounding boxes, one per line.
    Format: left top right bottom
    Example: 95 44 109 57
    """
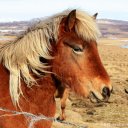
0 9 112 128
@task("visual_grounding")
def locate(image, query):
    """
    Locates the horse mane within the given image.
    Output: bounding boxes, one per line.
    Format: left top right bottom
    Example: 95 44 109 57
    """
0 9 101 106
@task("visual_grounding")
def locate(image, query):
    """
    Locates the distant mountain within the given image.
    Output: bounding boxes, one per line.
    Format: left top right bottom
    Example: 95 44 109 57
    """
0 21 29 36
0 19 128 38
97 19 128 38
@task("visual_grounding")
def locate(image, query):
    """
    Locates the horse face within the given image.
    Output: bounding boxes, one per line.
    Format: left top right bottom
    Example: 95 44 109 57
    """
52 10 112 103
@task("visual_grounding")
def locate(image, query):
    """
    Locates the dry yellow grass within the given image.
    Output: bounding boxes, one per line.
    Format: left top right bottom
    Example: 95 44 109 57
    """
0 36 16 43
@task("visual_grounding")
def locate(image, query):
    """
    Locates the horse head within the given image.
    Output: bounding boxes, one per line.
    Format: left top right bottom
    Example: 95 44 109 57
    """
52 10 112 103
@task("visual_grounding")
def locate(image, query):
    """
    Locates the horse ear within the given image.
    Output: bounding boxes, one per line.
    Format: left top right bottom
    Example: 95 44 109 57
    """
93 13 98 20
65 9 76 32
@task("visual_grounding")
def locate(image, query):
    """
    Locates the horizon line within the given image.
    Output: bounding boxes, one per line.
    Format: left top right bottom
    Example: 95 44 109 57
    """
0 18 128 23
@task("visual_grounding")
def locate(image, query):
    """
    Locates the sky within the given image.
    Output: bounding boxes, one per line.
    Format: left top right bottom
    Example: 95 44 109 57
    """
0 0 128 22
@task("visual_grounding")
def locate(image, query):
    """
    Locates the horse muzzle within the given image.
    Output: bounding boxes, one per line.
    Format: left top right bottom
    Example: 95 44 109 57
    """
89 87 112 103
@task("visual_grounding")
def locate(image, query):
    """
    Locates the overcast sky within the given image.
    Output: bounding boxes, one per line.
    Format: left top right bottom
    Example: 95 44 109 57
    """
0 0 128 22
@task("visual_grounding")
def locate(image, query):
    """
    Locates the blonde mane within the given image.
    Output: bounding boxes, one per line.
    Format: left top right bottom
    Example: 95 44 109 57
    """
0 9 101 106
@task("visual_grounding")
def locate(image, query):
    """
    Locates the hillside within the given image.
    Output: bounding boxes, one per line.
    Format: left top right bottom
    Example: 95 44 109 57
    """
0 19 128 38
97 19 128 38
0 21 29 36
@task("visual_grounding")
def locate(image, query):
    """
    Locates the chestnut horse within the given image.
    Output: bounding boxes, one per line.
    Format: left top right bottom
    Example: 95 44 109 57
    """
0 9 112 128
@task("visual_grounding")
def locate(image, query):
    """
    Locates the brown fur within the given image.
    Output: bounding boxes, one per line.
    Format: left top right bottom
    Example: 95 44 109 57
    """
0 64 56 128
0 10 112 128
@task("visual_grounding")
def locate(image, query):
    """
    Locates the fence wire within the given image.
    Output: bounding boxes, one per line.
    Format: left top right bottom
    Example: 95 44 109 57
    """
0 107 87 128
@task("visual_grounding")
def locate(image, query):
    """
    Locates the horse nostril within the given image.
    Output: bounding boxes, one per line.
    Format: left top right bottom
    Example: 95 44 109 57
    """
102 87 110 98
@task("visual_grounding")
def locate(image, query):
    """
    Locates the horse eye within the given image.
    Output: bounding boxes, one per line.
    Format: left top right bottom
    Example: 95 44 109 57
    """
72 46 83 54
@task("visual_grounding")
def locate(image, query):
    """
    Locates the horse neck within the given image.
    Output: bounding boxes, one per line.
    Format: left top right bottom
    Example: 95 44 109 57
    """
0 65 56 128
20 74 56 102
20 74 56 118
0 64 56 114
